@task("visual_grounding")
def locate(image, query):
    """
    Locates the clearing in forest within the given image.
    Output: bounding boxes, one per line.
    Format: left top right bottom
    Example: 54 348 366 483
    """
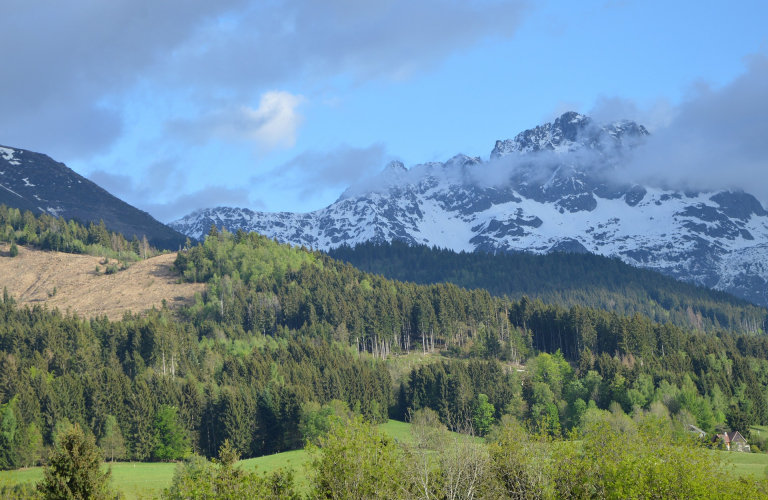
0 243 204 320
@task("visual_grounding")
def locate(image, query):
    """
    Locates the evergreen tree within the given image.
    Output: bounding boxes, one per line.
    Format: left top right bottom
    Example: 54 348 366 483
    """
37 424 117 500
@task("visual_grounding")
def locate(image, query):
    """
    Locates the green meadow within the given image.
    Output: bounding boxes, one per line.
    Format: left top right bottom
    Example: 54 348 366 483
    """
2 420 764 499
0 420 413 500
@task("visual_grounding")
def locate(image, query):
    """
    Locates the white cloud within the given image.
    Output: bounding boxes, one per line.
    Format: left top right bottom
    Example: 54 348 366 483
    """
622 53 768 201
167 90 306 152
241 91 306 150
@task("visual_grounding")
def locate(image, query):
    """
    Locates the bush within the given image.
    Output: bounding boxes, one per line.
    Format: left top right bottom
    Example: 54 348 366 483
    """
105 264 118 275
162 441 300 500
9 241 18 257
0 480 37 500
37 424 118 500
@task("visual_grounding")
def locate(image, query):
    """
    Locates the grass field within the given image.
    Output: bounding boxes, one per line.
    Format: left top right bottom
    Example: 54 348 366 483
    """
3 419 765 498
0 420 413 499
723 450 768 478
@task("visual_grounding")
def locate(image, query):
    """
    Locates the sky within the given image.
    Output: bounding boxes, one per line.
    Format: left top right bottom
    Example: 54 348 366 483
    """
2 0 767 222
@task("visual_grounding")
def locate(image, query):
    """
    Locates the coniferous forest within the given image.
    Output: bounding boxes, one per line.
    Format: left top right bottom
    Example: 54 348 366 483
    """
3 218 768 497
329 240 768 333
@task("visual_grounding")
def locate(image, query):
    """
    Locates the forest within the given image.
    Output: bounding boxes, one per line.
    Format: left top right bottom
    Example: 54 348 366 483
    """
3 218 768 497
329 240 768 333
0 204 163 264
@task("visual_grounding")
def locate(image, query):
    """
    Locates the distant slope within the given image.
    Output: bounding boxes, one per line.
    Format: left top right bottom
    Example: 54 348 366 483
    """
328 240 768 333
0 144 187 249
0 243 203 320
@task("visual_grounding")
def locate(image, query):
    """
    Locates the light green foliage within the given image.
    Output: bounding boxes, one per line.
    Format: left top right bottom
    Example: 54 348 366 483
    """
487 415 552 500
99 416 127 463
37 424 117 500
0 478 36 500
162 440 300 500
473 394 495 436
553 415 745 499
299 399 353 446
174 229 315 287
529 350 573 400
307 416 404 500
153 406 190 461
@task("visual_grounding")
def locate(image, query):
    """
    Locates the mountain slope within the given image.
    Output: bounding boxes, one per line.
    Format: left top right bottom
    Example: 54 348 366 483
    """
328 240 767 333
170 112 768 306
0 145 187 249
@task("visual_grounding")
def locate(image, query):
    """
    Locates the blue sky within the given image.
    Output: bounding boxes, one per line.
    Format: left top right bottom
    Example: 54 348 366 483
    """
2 0 767 222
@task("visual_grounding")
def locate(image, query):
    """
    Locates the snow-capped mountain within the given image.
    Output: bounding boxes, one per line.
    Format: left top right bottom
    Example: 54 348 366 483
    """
170 112 768 306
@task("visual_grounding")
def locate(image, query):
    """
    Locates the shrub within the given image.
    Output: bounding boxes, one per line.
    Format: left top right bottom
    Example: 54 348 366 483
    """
9 241 18 257
37 424 117 500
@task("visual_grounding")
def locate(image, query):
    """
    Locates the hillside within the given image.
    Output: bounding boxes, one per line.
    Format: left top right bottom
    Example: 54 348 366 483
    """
0 145 188 249
0 243 203 320
328 240 768 333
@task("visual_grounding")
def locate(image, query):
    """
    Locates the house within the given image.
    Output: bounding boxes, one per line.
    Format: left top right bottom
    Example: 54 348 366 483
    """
686 424 706 439
715 431 751 452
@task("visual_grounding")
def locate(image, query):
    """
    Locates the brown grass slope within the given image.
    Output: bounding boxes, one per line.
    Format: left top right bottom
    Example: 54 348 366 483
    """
0 243 203 320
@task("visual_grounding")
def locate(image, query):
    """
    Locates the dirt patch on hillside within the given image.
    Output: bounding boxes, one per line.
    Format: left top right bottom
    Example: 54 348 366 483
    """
0 243 205 320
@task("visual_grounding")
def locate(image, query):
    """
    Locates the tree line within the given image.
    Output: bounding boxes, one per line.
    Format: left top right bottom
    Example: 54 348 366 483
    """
0 290 390 469
0 204 160 263
329 240 768 333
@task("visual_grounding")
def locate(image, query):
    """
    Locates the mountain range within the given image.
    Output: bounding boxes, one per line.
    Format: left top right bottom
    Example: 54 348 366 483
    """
0 144 187 249
169 112 768 307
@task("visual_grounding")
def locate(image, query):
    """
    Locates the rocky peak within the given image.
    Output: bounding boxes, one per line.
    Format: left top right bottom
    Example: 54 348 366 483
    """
491 112 648 159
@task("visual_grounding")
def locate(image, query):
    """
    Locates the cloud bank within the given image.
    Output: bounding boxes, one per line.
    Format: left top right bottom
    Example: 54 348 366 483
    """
253 143 389 200
88 160 262 223
1 0 531 159
624 54 768 201
342 55 768 205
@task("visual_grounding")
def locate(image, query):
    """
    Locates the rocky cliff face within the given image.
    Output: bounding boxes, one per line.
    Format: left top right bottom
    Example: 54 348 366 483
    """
171 112 768 306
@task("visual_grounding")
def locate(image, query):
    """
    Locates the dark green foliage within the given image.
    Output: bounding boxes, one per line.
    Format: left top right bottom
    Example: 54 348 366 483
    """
0 286 392 467
37 424 117 500
329 240 768 332
8 241 18 257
